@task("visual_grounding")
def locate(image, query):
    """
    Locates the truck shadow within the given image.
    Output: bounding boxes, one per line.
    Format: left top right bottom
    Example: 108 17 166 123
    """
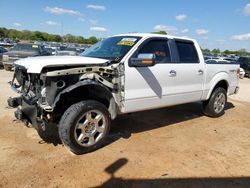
105 101 235 145
37 102 235 148
93 158 250 188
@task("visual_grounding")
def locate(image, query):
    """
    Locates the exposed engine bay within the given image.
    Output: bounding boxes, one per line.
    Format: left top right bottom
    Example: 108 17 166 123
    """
9 63 124 127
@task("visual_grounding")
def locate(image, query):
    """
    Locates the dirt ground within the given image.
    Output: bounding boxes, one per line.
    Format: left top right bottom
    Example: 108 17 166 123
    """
0 69 249 188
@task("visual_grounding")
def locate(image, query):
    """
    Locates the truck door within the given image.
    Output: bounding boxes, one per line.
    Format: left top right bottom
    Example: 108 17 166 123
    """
123 38 204 113
168 39 205 103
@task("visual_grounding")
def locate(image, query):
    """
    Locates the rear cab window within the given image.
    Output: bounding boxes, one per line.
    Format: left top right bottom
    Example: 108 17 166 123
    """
175 40 199 63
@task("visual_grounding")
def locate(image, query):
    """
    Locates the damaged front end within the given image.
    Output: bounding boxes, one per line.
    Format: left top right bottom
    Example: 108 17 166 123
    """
8 63 124 129
8 65 44 128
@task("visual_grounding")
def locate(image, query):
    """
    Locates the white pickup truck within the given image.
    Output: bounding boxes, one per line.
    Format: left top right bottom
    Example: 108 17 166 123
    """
8 33 240 154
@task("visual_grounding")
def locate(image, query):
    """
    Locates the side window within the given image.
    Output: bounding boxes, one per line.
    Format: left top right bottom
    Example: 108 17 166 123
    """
176 41 199 63
138 40 171 63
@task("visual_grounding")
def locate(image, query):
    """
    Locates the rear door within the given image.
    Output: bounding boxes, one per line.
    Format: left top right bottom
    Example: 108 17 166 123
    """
169 40 205 101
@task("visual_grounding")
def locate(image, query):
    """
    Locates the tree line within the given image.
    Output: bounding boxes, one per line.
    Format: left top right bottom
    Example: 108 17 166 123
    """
0 27 98 44
202 48 250 57
1 27 250 55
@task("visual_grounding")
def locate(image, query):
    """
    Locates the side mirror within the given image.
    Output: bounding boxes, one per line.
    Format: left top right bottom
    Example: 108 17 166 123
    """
130 53 156 67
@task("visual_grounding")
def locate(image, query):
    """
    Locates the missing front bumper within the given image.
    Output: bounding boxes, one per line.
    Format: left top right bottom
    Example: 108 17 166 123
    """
8 96 39 128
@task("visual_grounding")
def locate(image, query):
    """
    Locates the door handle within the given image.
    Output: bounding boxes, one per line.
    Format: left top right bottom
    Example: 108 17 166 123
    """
198 69 204 75
169 70 176 77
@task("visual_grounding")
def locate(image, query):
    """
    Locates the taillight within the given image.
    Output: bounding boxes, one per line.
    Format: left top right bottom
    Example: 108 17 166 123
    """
236 68 240 78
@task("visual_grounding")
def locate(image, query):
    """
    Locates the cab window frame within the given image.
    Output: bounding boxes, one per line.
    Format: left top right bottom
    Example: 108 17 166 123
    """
174 39 200 64
129 37 174 65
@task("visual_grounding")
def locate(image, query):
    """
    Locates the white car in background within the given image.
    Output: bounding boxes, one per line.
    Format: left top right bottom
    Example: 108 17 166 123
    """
240 68 245 79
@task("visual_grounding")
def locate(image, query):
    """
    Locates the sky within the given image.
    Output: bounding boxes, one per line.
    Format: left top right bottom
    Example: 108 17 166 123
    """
0 0 250 51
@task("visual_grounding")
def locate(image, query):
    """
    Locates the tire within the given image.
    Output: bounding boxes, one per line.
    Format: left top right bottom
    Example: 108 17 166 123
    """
202 87 227 117
36 122 61 145
59 100 111 155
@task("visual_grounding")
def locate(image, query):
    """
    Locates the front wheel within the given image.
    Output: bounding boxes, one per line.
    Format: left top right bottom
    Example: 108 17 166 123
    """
59 100 111 155
202 87 227 117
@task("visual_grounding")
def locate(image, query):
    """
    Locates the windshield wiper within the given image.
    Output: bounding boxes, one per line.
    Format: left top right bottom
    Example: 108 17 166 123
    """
109 57 121 64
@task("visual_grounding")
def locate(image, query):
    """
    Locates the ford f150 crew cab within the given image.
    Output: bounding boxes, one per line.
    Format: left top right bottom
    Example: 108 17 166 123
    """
8 33 240 154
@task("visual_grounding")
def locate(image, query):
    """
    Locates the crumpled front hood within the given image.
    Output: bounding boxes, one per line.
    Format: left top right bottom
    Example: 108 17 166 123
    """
14 56 109 73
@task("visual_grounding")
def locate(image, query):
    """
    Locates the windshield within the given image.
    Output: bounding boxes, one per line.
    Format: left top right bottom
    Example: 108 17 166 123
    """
11 44 40 52
81 36 141 60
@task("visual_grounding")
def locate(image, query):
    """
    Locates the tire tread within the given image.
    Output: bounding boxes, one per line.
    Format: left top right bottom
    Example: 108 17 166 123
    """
59 100 110 155
202 87 227 118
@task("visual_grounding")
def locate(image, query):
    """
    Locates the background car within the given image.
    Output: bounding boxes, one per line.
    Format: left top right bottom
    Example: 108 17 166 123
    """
0 46 8 68
205 59 231 64
237 56 250 78
2 43 50 71
240 68 245 79
56 47 78 56
45 47 57 55
222 57 237 63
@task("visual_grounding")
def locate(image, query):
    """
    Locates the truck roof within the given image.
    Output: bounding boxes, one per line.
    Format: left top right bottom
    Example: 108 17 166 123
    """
114 33 196 42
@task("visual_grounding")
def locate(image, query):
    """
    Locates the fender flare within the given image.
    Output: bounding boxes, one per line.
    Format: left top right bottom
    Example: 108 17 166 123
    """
205 72 229 100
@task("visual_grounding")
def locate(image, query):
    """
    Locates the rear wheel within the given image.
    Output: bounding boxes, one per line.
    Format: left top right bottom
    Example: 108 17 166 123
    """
203 87 227 117
59 100 111 155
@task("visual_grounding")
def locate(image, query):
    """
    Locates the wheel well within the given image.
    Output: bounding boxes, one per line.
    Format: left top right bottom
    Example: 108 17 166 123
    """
212 80 228 93
53 85 115 123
